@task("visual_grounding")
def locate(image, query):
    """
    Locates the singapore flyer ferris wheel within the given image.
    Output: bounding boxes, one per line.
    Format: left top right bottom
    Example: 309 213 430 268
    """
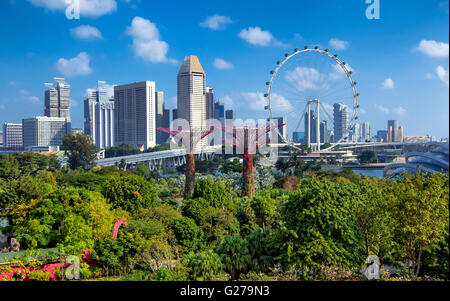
265 46 359 151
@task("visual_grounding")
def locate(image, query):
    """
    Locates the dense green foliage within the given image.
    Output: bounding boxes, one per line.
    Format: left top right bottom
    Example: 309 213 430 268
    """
0 151 448 281
104 174 158 212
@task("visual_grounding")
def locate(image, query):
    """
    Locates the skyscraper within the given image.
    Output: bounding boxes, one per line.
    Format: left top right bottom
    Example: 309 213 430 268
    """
172 109 178 121
305 111 317 143
274 117 287 142
225 110 235 120
44 78 71 133
177 56 208 130
3 123 23 149
114 81 156 150
84 81 115 149
362 122 371 142
205 87 215 120
387 120 403 142
353 123 361 142
214 101 225 124
333 103 349 142
320 120 330 143
292 132 305 143
377 130 388 142
155 91 170 145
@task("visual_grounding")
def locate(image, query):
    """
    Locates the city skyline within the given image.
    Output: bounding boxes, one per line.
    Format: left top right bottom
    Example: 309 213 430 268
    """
0 0 448 139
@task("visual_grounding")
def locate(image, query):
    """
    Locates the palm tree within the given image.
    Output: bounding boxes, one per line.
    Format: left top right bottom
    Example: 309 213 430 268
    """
215 235 251 280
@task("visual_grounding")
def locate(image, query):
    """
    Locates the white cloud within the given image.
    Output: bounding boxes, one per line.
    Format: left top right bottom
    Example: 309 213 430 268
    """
213 58 233 70
436 65 449 86
416 40 449 58
200 14 233 31
18 89 40 104
126 16 176 64
70 25 102 40
27 0 117 18
222 95 234 108
242 92 292 113
329 38 349 50
381 78 394 89
393 106 406 116
285 67 329 92
238 27 283 47
55 52 92 77
329 63 354 80
374 104 390 114
425 72 435 79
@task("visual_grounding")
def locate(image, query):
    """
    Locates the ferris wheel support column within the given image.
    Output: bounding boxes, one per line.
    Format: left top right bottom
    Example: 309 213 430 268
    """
316 99 320 152
307 101 312 148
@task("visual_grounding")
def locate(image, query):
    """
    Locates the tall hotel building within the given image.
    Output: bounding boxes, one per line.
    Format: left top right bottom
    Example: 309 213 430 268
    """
177 56 208 130
44 78 71 134
114 81 156 150
84 81 115 149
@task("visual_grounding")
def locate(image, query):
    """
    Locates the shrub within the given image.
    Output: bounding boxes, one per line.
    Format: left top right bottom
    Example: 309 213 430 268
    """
104 174 158 212
193 179 233 209
215 235 251 280
169 217 204 252
182 249 223 281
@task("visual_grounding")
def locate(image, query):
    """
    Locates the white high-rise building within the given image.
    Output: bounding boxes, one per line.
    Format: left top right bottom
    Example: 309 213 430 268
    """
333 102 349 142
22 117 67 151
114 81 156 150
84 81 115 149
3 123 23 149
362 122 371 142
177 56 208 131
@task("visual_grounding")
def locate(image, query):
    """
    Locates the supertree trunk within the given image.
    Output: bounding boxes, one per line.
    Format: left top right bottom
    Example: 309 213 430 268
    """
184 153 196 199
242 153 255 198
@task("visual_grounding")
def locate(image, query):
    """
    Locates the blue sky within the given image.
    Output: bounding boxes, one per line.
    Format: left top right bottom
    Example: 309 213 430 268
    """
0 0 448 139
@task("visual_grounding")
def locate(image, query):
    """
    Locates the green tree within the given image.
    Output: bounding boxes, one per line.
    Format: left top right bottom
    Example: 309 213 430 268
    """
352 177 395 264
215 235 251 280
62 134 99 170
169 217 204 252
246 228 275 273
388 172 449 276
193 179 233 209
104 174 158 212
250 192 277 229
279 177 365 276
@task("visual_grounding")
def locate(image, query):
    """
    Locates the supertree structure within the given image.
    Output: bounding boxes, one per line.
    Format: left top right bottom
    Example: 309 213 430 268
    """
158 125 220 199
223 122 284 199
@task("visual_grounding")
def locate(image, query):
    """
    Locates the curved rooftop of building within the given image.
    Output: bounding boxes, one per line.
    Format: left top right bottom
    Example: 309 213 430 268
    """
384 143 449 178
